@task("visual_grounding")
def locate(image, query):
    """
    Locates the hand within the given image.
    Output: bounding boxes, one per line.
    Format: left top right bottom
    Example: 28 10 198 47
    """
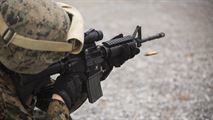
54 72 86 110
110 44 140 67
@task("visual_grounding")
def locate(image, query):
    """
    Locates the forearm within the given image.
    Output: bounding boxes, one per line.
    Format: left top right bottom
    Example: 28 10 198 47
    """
47 94 70 120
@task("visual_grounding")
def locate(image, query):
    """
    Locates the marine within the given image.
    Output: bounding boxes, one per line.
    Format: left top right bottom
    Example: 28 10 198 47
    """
0 0 84 119
0 0 165 119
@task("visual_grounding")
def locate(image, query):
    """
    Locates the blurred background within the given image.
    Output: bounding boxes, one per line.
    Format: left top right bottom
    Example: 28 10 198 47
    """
57 0 213 119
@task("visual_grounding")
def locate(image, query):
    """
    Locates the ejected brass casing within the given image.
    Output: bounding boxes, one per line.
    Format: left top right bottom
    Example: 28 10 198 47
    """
144 51 158 56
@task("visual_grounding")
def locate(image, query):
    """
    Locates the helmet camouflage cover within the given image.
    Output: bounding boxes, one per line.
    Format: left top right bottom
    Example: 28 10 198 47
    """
0 0 84 74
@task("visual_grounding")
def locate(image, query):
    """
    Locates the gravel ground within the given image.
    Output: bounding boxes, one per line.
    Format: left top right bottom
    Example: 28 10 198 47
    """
57 0 213 119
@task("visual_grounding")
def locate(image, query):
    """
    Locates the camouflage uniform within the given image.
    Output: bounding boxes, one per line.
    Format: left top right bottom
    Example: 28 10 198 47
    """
0 70 70 120
0 0 84 119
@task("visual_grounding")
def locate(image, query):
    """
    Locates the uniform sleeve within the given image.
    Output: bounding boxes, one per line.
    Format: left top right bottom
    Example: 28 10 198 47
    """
47 99 70 120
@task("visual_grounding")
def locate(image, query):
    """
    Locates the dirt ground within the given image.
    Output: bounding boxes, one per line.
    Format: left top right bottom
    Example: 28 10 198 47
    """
57 0 213 119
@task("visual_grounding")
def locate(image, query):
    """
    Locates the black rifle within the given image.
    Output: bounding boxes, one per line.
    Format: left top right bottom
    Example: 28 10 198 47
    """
14 26 165 112
83 26 165 103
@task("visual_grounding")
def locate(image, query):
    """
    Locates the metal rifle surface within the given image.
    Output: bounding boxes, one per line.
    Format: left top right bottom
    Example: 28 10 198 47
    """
139 32 165 43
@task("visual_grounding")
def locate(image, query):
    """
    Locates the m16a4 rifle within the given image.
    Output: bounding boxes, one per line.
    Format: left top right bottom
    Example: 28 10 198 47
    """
18 26 165 112
83 26 165 103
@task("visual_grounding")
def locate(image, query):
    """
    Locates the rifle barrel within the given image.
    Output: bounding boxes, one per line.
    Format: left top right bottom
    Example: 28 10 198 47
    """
140 32 165 43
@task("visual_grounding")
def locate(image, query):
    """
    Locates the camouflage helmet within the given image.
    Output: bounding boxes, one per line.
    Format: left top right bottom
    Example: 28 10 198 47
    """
0 0 84 74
